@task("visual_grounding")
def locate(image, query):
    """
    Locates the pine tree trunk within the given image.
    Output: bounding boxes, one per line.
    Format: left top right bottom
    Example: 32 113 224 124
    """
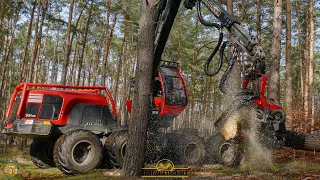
227 0 241 91
285 0 293 126
19 2 36 83
76 2 93 86
268 0 282 103
32 0 48 83
308 0 314 132
257 0 261 44
304 2 310 132
0 5 21 97
101 0 111 86
61 0 75 85
92 46 102 86
70 41 79 85
295 1 304 128
28 0 41 82
122 0 157 176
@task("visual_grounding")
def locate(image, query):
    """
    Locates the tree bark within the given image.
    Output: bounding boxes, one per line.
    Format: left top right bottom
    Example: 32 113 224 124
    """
285 0 292 119
61 0 75 85
76 1 93 86
308 0 314 132
19 2 36 83
304 2 310 131
295 0 304 122
122 0 158 176
27 0 41 82
101 0 112 86
257 0 261 44
32 0 48 83
0 4 21 96
92 45 102 86
70 41 79 85
268 0 282 103
114 10 128 124
227 0 241 91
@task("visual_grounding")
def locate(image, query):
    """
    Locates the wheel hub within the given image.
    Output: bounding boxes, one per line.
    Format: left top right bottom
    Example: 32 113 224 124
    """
71 140 95 166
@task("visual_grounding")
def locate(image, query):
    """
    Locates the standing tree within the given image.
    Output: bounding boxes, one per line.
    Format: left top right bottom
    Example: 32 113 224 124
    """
61 0 75 85
268 0 282 103
257 0 262 44
19 2 36 83
308 0 314 131
76 0 93 86
121 0 158 176
285 0 292 121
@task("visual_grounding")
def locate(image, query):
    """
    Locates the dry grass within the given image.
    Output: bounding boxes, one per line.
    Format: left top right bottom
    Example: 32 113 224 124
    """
1 145 320 179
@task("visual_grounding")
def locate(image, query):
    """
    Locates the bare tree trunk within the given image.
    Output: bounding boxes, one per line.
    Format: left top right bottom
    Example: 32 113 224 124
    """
68 0 89 61
92 46 102 86
101 0 111 86
304 3 310 132
268 0 282 103
285 0 292 126
70 41 79 85
28 0 41 82
227 0 241 90
257 0 261 44
61 0 75 85
308 0 314 132
33 0 48 83
122 0 157 176
76 1 93 86
114 7 127 109
0 5 21 96
39 23 50 83
295 1 304 125
19 2 36 83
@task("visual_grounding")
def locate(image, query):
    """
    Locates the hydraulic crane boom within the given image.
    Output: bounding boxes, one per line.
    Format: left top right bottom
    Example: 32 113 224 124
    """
153 0 183 78
153 0 266 79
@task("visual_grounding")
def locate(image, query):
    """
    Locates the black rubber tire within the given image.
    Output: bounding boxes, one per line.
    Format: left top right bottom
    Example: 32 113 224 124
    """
205 134 225 164
30 140 55 169
104 130 128 168
53 130 103 174
172 133 206 165
219 139 243 167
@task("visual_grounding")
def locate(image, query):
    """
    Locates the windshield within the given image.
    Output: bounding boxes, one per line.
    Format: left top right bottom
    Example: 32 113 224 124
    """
159 67 187 106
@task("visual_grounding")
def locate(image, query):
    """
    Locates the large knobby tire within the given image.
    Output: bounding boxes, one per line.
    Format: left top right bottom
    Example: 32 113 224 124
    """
205 134 225 164
104 131 128 168
172 133 206 165
219 139 243 167
53 130 103 174
30 140 55 169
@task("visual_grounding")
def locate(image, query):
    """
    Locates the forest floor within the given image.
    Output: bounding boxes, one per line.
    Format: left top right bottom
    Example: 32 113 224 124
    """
1 146 320 179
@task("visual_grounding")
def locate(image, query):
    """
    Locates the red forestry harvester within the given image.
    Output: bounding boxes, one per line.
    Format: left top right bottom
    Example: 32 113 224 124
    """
3 0 320 175
2 61 206 174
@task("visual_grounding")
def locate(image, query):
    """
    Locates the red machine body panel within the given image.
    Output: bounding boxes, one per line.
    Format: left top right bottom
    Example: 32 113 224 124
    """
5 83 117 126
242 72 283 111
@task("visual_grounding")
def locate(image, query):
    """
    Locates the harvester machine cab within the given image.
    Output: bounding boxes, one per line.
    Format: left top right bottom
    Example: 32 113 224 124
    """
126 61 188 128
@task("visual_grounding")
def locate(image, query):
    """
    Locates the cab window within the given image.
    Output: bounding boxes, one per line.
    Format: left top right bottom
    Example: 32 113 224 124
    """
163 76 187 106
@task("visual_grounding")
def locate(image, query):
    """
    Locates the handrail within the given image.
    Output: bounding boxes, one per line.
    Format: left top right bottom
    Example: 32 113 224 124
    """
6 82 117 119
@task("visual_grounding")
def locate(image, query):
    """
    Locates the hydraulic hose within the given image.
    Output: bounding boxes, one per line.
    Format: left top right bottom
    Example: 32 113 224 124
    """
197 1 220 28
204 32 224 76
219 43 237 94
